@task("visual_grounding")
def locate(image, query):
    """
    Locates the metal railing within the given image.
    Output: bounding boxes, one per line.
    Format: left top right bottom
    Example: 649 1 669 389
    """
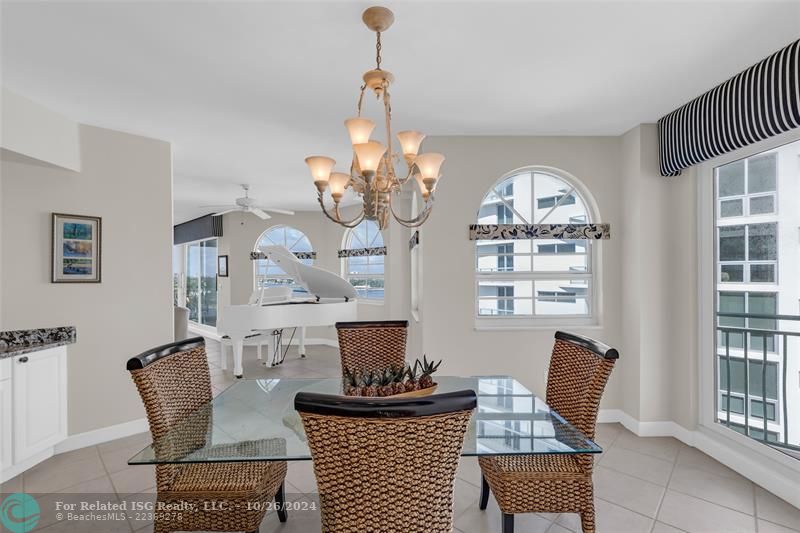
717 312 800 453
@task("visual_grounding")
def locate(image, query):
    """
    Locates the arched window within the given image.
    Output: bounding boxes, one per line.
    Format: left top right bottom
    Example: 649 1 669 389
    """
254 225 313 293
475 167 599 324
342 220 385 300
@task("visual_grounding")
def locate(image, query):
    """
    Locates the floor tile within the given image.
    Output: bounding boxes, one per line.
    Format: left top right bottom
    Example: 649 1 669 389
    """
24 452 107 493
457 455 482 488
286 460 318 494
593 465 665 518
109 465 156 494
667 463 754 514
99 442 151 474
657 489 756 533
757 519 800 533
555 498 653 532
755 486 800 531
599 445 675 486
675 445 744 480
455 497 553 533
97 431 151 454
613 430 682 462
0 473 23 493
652 521 687 533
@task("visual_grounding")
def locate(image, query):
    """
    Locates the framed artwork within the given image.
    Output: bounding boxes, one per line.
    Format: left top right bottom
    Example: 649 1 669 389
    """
218 255 229 277
52 213 102 283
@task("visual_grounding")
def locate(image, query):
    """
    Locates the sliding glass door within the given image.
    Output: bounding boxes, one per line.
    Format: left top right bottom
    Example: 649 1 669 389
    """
174 238 218 328
712 139 800 456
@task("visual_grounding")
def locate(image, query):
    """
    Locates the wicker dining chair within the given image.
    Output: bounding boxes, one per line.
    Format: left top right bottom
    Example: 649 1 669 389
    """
335 320 408 374
296 389 477 533
127 337 288 533
478 331 619 533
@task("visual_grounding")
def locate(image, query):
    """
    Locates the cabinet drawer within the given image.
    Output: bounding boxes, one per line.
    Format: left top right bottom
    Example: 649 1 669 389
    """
0 358 10 381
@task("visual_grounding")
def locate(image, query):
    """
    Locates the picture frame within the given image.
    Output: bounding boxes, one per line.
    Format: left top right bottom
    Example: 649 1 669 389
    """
218 255 229 277
52 213 102 283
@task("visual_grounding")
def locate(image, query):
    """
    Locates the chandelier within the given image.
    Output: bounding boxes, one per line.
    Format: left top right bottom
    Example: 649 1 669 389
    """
304 6 444 230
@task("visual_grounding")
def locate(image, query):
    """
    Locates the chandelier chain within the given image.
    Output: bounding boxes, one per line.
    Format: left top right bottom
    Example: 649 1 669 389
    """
375 31 382 70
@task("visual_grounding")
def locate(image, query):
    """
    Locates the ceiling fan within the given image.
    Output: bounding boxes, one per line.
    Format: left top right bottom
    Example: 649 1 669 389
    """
200 184 295 220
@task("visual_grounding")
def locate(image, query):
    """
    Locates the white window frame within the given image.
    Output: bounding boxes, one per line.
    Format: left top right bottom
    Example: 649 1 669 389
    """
474 165 602 330
341 220 385 303
252 225 314 291
697 130 800 478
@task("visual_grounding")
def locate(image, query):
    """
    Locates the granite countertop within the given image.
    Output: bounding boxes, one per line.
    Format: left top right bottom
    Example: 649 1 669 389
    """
0 326 76 359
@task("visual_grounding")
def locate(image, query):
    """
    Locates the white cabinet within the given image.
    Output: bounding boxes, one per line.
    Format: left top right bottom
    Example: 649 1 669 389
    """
11 346 67 464
0 359 12 472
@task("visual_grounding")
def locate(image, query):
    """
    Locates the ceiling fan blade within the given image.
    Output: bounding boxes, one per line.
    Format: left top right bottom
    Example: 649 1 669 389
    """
213 208 241 216
249 208 272 220
260 207 296 216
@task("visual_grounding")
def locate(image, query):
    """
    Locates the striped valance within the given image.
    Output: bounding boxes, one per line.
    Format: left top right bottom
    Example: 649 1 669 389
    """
409 231 419 251
658 39 800 177
338 246 387 258
469 224 610 241
250 251 317 260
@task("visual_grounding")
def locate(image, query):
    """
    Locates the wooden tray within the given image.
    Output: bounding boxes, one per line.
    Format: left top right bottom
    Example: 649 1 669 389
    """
388 384 437 398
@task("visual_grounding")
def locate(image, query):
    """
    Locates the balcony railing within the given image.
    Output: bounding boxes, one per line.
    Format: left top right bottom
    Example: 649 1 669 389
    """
717 311 800 455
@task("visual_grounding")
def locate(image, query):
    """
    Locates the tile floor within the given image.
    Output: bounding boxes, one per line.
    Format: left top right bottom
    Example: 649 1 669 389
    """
2 340 799 533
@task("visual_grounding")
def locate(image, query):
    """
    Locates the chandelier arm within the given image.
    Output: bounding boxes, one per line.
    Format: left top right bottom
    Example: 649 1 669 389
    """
317 193 365 228
388 193 434 228
356 84 366 117
383 85 394 178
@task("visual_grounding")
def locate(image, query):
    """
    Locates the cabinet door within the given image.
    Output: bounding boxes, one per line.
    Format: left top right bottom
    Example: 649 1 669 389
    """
12 347 67 463
0 378 12 472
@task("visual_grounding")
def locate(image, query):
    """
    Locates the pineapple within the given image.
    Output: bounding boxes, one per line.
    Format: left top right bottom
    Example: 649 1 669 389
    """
392 365 407 395
361 371 378 397
404 360 420 392
418 355 442 390
342 367 359 396
378 368 395 397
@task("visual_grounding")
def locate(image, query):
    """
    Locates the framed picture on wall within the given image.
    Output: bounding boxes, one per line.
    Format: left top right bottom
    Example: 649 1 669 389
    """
52 213 102 283
218 255 229 277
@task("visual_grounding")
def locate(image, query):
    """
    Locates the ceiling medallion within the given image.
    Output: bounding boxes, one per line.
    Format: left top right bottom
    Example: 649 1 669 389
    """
305 6 444 230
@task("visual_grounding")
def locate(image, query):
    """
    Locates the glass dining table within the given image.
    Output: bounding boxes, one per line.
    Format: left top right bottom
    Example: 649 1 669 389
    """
128 376 600 465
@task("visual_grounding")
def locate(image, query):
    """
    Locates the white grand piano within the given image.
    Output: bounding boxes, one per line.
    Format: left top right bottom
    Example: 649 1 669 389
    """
218 245 357 378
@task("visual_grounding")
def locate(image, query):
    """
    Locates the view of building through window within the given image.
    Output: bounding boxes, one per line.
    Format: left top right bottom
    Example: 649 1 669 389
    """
715 139 800 453
254 225 313 293
173 238 218 327
475 170 594 320
343 220 385 300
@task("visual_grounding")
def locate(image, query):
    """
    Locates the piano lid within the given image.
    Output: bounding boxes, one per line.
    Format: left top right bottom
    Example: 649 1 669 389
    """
259 245 358 301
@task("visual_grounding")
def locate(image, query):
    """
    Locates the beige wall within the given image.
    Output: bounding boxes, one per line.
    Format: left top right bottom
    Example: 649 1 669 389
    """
417 136 624 407
0 124 173 435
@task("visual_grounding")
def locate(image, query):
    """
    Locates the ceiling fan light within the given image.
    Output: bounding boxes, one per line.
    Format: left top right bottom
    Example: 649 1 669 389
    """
344 118 376 145
328 172 351 201
414 152 445 180
397 130 426 157
353 141 386 173
305 156 336 190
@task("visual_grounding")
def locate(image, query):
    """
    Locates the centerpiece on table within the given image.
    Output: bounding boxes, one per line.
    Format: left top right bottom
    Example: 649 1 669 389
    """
343 356 442 397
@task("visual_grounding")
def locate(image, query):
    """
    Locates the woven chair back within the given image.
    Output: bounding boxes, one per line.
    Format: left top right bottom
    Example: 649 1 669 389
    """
127 337 212 490
336 320 408 375
296 390 476 533
545 331 618 442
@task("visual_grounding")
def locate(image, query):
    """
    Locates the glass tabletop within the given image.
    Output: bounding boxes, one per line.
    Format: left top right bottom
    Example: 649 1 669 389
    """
128 376 601 465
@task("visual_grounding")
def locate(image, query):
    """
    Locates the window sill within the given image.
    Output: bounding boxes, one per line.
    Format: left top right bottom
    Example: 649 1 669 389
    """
474 317 601 331
357 299 385 307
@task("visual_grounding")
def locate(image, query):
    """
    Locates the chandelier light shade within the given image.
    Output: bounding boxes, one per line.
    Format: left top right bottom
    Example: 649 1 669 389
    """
344 118 376 145
304 5 443 229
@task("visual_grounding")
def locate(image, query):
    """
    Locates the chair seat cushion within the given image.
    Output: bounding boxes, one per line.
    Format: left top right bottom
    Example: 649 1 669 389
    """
166 460 286 497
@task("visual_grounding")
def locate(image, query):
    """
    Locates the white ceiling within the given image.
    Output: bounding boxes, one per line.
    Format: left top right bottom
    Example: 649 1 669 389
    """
2 1 799 223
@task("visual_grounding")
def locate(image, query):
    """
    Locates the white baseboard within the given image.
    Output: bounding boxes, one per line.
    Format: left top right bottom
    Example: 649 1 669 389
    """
54 418 149 454
1 447 55 483
597 408 800 509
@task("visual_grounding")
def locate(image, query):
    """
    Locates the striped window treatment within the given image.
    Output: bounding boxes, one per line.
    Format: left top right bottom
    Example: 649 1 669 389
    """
658 39 799 177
